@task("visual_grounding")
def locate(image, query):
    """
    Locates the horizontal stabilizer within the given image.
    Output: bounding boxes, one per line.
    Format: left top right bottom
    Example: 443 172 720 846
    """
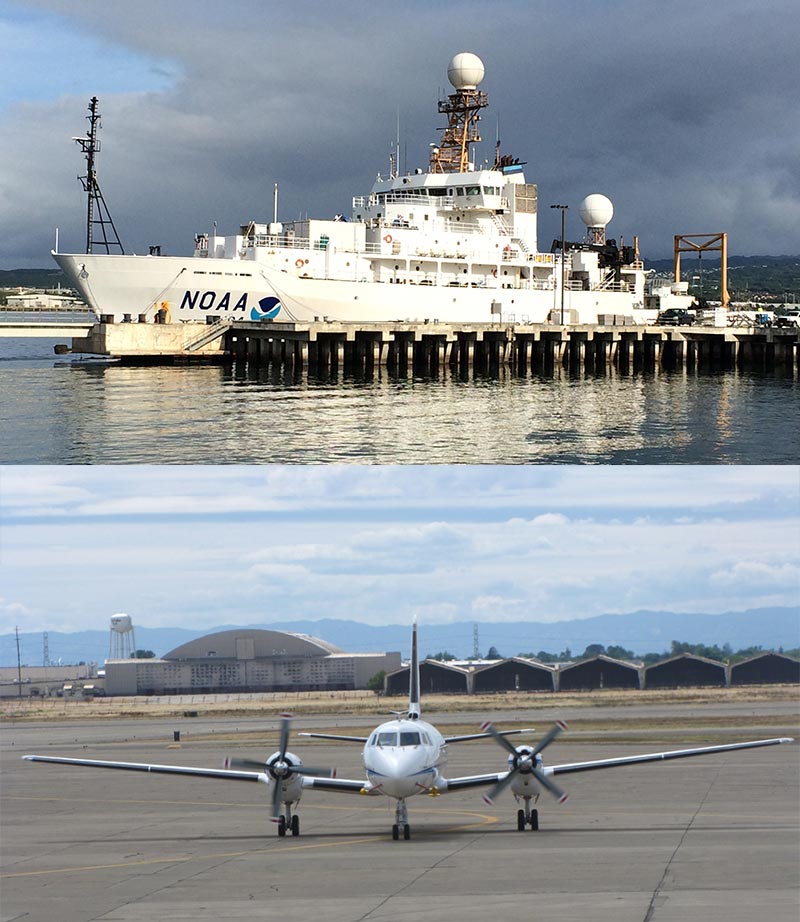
298 732 369 743
445 727 534 744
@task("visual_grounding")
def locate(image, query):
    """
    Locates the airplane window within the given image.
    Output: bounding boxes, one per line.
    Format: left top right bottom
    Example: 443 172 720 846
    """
400 732 421 746
377 732 398 746
420 732 430 745
369 734 378 746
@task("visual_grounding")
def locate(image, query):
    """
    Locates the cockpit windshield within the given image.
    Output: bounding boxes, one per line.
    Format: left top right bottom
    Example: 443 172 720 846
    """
369 730 422 747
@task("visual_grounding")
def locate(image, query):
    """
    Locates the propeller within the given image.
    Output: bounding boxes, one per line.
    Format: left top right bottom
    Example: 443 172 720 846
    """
481 720 569 806
224 715 335 819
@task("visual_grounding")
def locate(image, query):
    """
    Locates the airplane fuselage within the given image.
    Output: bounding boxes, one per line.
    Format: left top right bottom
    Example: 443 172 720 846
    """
362 717 447 800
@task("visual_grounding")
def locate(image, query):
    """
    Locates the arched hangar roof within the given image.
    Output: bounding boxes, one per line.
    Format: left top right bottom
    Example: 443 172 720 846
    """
644 653 726 688
163 629 343 661
473 657 555 692
385 660 469 695
730 652 800 685
558 654 640 690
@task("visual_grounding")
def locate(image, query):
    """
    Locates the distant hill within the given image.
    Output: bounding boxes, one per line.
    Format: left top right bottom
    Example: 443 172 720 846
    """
3 607 797 667
0 269 69 290
644 255 800 301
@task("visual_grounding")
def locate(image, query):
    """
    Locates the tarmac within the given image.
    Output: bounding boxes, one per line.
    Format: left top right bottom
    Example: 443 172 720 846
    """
2 702 798 922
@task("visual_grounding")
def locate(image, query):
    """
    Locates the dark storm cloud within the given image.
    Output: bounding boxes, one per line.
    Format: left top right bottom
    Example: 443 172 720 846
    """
1 0 798 268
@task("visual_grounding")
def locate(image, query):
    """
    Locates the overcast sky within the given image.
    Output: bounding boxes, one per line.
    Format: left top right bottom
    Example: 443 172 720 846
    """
1 465 797 635
1 0 798 270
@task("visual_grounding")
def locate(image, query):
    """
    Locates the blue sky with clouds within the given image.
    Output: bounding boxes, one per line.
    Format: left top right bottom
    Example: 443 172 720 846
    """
1 0 798 268
1 465 797 634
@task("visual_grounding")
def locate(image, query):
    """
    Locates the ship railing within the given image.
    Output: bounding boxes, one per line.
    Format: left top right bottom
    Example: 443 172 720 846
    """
595 270 632 292
565 278 631 293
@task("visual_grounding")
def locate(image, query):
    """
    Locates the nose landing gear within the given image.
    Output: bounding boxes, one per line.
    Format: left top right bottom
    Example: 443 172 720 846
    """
392 799 411 840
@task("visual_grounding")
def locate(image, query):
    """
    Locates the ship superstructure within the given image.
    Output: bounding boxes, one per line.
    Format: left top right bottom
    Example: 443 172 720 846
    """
53 54 690 325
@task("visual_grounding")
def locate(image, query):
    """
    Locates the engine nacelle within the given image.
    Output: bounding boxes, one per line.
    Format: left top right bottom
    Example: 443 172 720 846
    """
507 745 543 798
265 749 305 804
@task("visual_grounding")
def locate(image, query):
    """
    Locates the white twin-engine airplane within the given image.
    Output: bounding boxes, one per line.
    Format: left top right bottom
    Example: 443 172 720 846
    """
24 623 794 841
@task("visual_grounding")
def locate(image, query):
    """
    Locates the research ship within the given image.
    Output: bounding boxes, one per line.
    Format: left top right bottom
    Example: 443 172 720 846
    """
54 54 691 325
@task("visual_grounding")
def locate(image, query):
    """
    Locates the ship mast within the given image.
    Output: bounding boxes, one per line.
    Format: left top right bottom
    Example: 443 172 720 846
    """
429 53 488 174
73 96 124 254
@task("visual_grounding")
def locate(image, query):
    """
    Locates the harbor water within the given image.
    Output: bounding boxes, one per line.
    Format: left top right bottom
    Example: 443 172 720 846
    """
1 335 797 464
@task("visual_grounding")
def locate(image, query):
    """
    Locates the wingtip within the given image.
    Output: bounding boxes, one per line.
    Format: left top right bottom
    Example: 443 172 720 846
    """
481 795 494 806
556 719 568 731
558 793 569 804
480 721 493 732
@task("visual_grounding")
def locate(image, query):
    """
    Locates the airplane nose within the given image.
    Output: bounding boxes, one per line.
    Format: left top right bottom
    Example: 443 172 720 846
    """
368 750 423 798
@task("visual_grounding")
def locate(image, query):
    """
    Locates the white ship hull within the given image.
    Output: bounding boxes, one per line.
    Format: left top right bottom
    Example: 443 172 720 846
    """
53 250 658 326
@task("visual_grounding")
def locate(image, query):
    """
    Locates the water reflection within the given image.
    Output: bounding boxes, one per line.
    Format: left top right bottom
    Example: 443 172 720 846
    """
0 354 796 464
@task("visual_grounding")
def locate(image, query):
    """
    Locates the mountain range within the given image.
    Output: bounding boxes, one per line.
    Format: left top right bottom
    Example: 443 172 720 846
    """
3 607 797 667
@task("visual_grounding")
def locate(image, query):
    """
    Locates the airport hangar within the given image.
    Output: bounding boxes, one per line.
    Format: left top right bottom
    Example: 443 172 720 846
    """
103 629 401 696
385 651 800 694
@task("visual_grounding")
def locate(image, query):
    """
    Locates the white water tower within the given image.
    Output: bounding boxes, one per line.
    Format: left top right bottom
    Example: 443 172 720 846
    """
579 193 614 245
109 613 136 659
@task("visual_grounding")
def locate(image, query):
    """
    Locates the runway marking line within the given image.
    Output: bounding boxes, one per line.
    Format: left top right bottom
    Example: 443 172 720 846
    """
0 812 499 879
3 794 501 820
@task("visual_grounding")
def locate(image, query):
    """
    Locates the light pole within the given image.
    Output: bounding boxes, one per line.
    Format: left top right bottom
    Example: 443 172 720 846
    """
550 204 568 324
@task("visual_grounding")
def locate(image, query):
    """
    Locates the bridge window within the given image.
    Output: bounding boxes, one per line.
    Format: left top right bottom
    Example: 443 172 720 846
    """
466 186 481 196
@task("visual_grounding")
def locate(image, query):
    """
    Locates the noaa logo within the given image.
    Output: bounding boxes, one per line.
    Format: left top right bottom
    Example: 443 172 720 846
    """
251 296 282 321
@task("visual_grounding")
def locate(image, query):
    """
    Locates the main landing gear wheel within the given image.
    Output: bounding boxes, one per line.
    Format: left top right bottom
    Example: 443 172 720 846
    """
530 809 539 831
277 812 299 837
517 808 526 831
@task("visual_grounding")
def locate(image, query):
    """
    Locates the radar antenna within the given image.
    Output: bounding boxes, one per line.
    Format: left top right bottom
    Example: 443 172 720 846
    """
430 54 489 173
73 97 124 255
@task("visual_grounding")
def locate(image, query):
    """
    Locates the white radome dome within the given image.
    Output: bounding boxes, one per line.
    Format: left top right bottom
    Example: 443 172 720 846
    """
579 194 614 228
448 53 485 90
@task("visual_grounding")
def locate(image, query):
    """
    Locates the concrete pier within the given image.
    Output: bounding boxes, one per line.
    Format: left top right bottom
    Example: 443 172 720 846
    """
24 318 800 373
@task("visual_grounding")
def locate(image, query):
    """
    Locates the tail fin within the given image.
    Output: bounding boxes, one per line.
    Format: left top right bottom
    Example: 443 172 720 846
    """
408 619 421 720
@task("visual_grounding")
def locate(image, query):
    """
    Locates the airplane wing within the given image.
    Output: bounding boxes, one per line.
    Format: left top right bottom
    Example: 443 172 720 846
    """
436 736 795 794
546 737 795 777
444 728 534 744
298 728 535 745
22 754 269 782
301 775 373 794
440 771 507 791
298 733 369 743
